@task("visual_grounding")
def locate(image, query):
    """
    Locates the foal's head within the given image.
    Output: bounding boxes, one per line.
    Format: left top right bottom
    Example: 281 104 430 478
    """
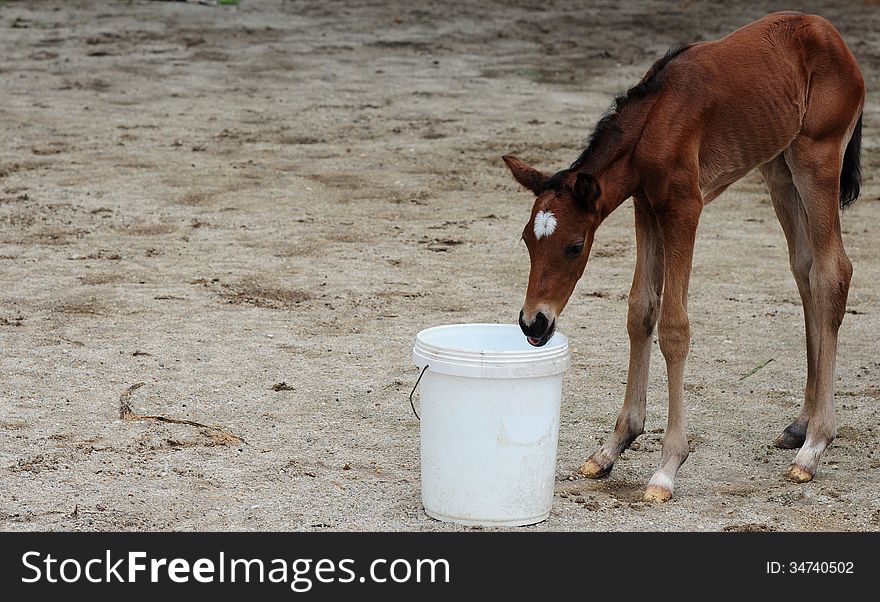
503 156 602 346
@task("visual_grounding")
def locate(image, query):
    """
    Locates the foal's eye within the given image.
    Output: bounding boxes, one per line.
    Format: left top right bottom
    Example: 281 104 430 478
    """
566 243 584 258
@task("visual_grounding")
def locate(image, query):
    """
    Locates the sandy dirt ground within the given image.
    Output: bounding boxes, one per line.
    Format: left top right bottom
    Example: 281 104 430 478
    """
0 0 878 532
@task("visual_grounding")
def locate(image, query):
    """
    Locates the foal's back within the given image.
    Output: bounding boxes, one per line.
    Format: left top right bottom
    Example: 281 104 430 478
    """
636 12 864 202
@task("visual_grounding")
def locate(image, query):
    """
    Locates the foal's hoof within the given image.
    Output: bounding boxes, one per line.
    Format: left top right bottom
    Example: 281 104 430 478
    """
579 458 611 479
643 485 673 503
774 424 807 450
786 464 814 483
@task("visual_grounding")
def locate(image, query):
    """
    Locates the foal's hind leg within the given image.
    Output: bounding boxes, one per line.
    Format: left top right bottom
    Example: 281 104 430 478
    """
580 197 663 478
783 138 853 482
758 156 818 449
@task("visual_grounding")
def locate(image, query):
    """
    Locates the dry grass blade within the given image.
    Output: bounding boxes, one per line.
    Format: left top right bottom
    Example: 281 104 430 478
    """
118 382 244 444
738 358 774 381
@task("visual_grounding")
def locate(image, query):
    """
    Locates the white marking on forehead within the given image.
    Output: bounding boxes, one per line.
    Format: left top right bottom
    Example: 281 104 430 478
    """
533 210 558 240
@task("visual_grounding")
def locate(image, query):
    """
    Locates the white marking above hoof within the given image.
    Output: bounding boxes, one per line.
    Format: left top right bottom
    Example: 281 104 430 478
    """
533 210 557 239
647 472 675 493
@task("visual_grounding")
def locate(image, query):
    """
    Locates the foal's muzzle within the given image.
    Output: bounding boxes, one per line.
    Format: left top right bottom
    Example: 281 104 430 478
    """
519 309 555 347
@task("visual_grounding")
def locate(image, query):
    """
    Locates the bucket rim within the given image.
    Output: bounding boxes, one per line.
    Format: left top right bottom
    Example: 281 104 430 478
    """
415 322 567 352
412 323 570 378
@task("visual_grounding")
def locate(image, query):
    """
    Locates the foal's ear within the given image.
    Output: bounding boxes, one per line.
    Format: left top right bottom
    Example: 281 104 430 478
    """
502 155 546 195
573 172 601 210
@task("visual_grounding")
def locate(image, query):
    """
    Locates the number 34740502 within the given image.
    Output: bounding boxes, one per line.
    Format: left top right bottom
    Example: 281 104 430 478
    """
767 561 854 574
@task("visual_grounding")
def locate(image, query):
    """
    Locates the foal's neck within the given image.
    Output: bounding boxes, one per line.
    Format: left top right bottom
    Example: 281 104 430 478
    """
573 98 654 222
594 156 640 221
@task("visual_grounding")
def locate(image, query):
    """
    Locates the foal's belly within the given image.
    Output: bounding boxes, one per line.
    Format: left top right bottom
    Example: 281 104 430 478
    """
700 167 755 204
697 104 801 203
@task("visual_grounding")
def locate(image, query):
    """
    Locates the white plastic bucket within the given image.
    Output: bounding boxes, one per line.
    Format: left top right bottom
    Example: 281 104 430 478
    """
412 323 570 527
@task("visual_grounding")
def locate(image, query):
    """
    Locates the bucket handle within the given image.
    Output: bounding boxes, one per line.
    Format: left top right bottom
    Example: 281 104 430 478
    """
409 364 428 421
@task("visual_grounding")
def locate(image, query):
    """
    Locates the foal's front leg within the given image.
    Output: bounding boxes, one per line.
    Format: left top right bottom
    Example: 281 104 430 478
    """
581 199 664 478
644 200 701 502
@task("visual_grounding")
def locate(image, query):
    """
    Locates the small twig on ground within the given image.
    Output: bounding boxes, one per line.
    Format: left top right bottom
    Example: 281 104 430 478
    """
118 382 243 444
738 358 774 381
118 382 146 419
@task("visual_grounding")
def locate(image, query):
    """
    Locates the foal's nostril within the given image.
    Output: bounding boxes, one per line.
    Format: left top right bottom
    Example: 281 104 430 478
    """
532 312 549 337
519 309 550 338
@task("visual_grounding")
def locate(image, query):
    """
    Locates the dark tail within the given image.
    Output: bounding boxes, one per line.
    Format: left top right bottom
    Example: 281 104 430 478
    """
840 112 862 209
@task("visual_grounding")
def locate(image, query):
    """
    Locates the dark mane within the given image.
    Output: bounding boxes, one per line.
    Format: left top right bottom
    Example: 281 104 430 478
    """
544 44 690 189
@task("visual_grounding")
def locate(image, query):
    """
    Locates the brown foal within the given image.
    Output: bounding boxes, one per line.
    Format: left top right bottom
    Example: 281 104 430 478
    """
505 12 865 501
